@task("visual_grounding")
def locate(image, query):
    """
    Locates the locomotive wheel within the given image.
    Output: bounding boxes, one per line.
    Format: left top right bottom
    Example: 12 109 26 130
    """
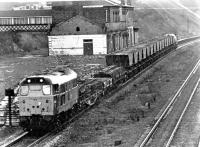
54 116 62 132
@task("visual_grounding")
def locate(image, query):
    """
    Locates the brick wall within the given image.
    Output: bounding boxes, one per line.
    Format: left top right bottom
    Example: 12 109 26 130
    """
83 8 106 25
51 15 104 35
52 7 77 25
52 6 106 26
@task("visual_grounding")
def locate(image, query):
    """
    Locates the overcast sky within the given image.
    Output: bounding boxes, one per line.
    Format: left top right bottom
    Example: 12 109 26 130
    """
0 0 199 10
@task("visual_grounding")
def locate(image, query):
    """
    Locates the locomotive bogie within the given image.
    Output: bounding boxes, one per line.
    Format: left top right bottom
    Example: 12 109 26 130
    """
19 115 54 131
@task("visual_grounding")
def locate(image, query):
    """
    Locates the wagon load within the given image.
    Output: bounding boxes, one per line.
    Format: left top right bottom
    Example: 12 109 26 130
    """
105 34 177 69
78 78 104 105
92 65 127 88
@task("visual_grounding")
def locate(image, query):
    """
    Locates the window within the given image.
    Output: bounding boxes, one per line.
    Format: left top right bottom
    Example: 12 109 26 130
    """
60 84 65 93
122 9 127 15
65 83 68 91
53 84 59 94
60 95 65 105
73 79 77 87
35 17 42 24
76 27 80 32
43 16 52 24
13 17 25 25
29 17 35 24
69 81 72 89
0 18 12 25
20 86 29 96
113 11 120 22
42 85 51 95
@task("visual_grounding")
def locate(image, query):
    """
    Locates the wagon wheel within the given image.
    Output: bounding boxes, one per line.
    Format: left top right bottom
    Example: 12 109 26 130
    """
86 94 98 106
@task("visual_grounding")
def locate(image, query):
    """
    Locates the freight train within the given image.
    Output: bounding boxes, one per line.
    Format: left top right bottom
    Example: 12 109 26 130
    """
17 34 177 131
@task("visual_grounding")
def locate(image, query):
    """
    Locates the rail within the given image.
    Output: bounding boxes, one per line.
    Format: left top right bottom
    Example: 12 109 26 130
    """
165 78 200 147
139 40 200 147
2 131 29 147
178 36 200 44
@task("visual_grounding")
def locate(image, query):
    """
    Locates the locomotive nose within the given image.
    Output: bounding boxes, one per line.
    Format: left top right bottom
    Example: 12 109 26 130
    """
29 102 42 115
19 97 53 117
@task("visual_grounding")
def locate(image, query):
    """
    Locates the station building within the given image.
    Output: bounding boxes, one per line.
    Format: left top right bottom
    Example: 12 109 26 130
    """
48 0 139 55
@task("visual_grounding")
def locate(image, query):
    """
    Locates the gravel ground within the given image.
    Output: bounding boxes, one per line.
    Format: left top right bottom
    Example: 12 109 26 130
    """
36 42 200 147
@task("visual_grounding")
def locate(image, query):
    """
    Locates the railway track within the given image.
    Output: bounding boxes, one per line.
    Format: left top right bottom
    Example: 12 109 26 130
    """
165 78 200 147
3 100 93 147
2 131 29 147
1 37 200 147
139 42 200 147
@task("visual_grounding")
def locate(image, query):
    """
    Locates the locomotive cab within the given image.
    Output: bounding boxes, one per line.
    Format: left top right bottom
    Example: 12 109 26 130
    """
18 68 79 131
19 77 54 117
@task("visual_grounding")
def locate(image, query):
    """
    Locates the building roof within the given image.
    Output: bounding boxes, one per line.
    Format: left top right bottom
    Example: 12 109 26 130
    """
57 15 100 27
52 0 132 7
0 10 52 17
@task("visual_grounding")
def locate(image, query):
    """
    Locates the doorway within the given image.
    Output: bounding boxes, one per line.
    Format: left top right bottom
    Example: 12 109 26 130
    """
83 39 93 55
